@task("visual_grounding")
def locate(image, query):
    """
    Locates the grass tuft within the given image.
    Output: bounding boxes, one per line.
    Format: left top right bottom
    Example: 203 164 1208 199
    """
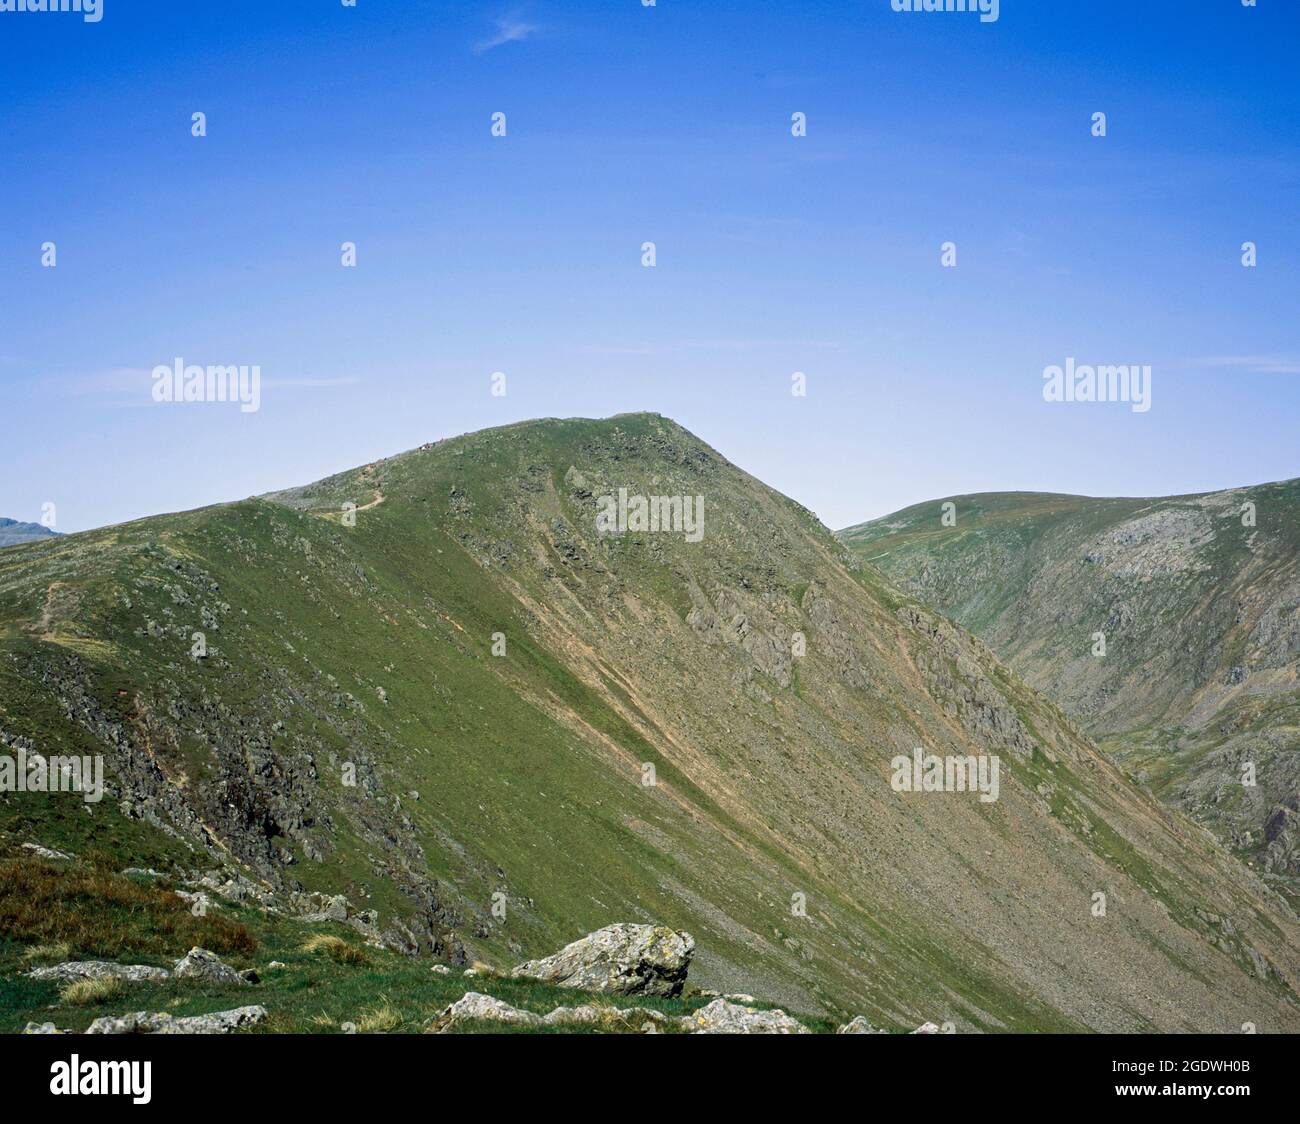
22 941 72 965
300 933 369 965
59 977 125 1006
356 996 402 1033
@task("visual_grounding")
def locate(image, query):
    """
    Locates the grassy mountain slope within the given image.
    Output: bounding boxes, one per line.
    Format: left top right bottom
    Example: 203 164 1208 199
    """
3 416 1299 1031
841 481 1300 899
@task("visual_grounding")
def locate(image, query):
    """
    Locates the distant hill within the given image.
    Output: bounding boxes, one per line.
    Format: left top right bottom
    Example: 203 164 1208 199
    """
2 418 1298 1031
841 480 1300 901
0 518 58 548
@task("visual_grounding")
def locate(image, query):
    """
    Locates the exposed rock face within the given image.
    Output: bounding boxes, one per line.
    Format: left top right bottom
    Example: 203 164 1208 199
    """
27 961 170 983
841 481 1300 888
686 998 808 1034
6 414 1300 1032
86 1005 268 1034
172 947 248 985
23 1022 64 1034
509 923 694 997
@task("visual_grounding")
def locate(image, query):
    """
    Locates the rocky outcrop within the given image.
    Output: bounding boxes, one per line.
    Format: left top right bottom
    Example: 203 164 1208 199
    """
20 842 72 860
172 947 248 986
27 961 170 983
86 1005 267 1034
686 998 808 1034
429 992 541 1031
429 991 671 1033
509 923 694 997
837 1015 886 1034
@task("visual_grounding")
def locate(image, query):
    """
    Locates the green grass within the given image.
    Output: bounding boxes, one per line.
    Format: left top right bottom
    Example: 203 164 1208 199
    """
0 863 835 1034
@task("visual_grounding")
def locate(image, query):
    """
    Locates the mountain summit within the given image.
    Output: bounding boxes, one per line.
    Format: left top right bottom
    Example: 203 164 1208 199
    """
2 416 1298 1030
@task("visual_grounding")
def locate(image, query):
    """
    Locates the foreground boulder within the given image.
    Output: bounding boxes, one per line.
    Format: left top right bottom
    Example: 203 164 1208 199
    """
86 1006 267 1035
172 947 248 986
27 961 170 983
509 923 694 997
686 998 808 1034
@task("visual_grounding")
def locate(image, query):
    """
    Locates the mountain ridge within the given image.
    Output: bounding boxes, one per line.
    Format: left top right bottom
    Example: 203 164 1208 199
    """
0 519 59 549
3 414 1298 1031
840 476 1300 903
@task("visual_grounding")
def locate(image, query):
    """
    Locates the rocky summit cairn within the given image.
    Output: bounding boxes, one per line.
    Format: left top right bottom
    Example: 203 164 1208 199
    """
510 923 694 997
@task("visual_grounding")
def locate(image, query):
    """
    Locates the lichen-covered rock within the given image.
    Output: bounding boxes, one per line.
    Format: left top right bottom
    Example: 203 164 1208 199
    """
837 1015 887 1034
685 998 808 1034
27 960 170 983
429 991 672 1033
510 923 694 997
541 1004 669 1030
429 992 541 1032
23 1022 64 1034
20 842 72 860
912 1021 943 1034
172 947 248 985
86 1005 267 1034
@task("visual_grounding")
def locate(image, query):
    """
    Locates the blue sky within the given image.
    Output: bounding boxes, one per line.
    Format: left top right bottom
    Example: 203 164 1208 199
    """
2 0 1297 534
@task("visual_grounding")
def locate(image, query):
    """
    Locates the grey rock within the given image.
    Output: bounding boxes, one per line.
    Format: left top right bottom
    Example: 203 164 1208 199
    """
510 923 694 997
837 1015 887 1034
175 890 216 912
23 1022 63 1034
172 947 248 986
86 1005 267 1035
430 991 669 1033
431 992 541 1031
20 843 72 860
684 998 808 1034
27 960 170 983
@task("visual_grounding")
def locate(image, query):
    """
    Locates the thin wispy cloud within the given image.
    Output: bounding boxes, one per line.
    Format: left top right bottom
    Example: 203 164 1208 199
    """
474 15 539 55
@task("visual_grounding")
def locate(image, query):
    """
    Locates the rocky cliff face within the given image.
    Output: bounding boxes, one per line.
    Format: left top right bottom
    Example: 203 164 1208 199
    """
841 482 1300 898
3 417 1299 1030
